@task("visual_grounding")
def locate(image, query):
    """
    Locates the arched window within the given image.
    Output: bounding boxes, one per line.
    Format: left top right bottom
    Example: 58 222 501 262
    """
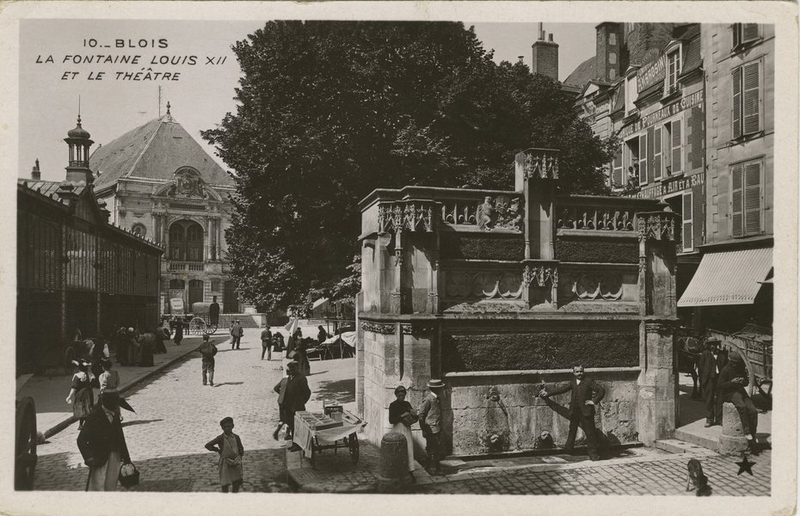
169 220 204 262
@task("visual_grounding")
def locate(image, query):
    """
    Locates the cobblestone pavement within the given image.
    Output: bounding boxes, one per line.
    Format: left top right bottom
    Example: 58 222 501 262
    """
414 449 771 496
34 329 291 492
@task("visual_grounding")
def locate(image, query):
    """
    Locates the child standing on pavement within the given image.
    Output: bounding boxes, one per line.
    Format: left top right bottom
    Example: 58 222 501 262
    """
205 416 245 493
199 334 218 386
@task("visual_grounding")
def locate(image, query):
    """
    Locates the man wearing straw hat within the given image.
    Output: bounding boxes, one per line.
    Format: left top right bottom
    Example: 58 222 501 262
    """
417 379 445 475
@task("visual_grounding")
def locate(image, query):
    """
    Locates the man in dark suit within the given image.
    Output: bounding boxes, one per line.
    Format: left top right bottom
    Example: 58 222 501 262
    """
697 338 728 427
539 365 606 461
209 296 220 326
77 391 131 491
273 361 311 446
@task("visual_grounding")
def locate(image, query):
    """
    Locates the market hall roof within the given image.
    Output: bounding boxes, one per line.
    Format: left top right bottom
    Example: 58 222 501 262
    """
90 113 233 191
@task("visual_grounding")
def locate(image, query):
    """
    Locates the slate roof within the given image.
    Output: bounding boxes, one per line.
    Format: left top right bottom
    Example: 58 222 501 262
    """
563 56 596 89
91 116 232 190
17 179 87 204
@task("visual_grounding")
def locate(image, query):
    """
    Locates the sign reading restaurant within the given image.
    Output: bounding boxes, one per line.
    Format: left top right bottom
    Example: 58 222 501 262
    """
619 89 704 139
633 171 705 199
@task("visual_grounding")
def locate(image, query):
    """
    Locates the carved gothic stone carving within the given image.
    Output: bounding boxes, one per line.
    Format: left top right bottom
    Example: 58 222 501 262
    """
569 274 624 301
378 202 433 233
522 265 558 288
637 213 678 242
444 270 523 300
522 151 560 180
401 323 434 335
361 321 395 334
443 195 524 233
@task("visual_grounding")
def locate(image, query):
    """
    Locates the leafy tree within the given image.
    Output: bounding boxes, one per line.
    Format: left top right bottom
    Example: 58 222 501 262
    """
204 21 614 310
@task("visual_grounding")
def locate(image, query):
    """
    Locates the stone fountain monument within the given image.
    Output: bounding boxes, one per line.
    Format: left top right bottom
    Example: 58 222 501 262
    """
356 148 679 456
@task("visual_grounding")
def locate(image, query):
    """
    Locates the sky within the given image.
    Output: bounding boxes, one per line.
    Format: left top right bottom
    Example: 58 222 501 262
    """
18 19 595 182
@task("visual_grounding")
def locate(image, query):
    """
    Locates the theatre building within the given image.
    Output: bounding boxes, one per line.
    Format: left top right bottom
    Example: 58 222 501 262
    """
17 117 163 374
89 104 240 315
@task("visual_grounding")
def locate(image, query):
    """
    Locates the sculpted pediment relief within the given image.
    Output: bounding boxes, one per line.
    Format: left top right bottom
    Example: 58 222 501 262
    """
153 167 224 202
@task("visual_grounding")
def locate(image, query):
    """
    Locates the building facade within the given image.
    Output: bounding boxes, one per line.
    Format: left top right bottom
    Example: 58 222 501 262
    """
89 105 240 315
678 23 774 332
568 23 773 333
18 118 163 374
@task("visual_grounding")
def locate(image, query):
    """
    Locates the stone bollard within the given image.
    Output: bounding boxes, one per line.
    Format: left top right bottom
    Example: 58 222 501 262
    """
718 402 748 455
376 432 410 493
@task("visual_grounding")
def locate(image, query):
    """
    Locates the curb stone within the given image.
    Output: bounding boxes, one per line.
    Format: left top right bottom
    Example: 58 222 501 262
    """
43 341 205 439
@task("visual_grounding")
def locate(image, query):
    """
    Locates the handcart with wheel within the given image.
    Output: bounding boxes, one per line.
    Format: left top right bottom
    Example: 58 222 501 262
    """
292 409 366 469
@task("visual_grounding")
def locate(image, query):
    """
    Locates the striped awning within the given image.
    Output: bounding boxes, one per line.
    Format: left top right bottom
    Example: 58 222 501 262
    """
678 247 773 307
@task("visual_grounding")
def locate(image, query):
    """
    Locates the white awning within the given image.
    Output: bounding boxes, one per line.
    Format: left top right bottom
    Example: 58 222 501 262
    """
678 247 773 307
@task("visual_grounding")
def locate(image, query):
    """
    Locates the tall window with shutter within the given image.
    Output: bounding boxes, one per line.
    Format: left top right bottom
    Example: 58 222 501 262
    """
731 160 763 237
670 119 682 174
612 151 623 188
732 60 762 139
682 192 693 251
638 133 648 185
653 126 663 180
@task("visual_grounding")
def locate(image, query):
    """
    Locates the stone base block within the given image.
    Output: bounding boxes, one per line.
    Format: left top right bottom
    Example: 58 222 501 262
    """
718 434 749 455
377 432 411 493
720 402 748 455
722 402 744 436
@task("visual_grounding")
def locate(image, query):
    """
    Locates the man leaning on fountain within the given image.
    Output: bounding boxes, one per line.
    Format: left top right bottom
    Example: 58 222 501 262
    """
538 365 605 461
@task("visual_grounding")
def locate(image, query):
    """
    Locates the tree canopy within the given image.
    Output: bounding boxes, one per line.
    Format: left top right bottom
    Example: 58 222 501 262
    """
203 21 616 311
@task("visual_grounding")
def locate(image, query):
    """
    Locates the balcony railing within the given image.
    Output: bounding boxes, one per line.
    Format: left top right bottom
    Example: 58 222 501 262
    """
168 261 205 272
556 196 661 233
440 192 524 232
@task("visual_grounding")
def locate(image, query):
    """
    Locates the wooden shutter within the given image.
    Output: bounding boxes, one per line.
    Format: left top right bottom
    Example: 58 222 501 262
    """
654 126 662 180
647 127 655 184
732 23 741 48
743 61 761 135
732 67 743 138
671 119 682 173
742 24 760 43
612 150 623 188
682 192 693 251
638 133 648 185
744 161 762 235
731 163 744 237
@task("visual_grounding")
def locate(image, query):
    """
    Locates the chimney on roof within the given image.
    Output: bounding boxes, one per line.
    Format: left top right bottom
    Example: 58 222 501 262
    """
532 27 559 81
595 22 623 82
31 159 41 181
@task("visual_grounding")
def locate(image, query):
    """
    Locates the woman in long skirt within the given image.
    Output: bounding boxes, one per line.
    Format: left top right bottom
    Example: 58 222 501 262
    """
66 360 95 429
388 385 419 483
173 317 184 346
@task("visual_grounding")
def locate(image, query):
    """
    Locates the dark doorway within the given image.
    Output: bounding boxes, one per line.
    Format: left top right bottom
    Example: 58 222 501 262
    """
188 279 204 310
223 280 238 313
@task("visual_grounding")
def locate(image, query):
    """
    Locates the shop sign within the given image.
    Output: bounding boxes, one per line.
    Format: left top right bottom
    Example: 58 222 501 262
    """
633 173 705 199
637 55 666 92
169 289 185 314
619 89 704 139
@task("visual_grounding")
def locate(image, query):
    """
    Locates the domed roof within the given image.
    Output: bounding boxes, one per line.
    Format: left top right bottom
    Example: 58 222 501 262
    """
67 115 91 139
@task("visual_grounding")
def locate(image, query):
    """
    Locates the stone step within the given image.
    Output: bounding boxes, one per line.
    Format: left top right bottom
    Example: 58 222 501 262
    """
655 438 716 455
673 428 719 452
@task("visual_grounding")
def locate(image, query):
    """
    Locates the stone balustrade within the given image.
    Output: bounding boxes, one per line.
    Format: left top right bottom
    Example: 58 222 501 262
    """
555 196 660 233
